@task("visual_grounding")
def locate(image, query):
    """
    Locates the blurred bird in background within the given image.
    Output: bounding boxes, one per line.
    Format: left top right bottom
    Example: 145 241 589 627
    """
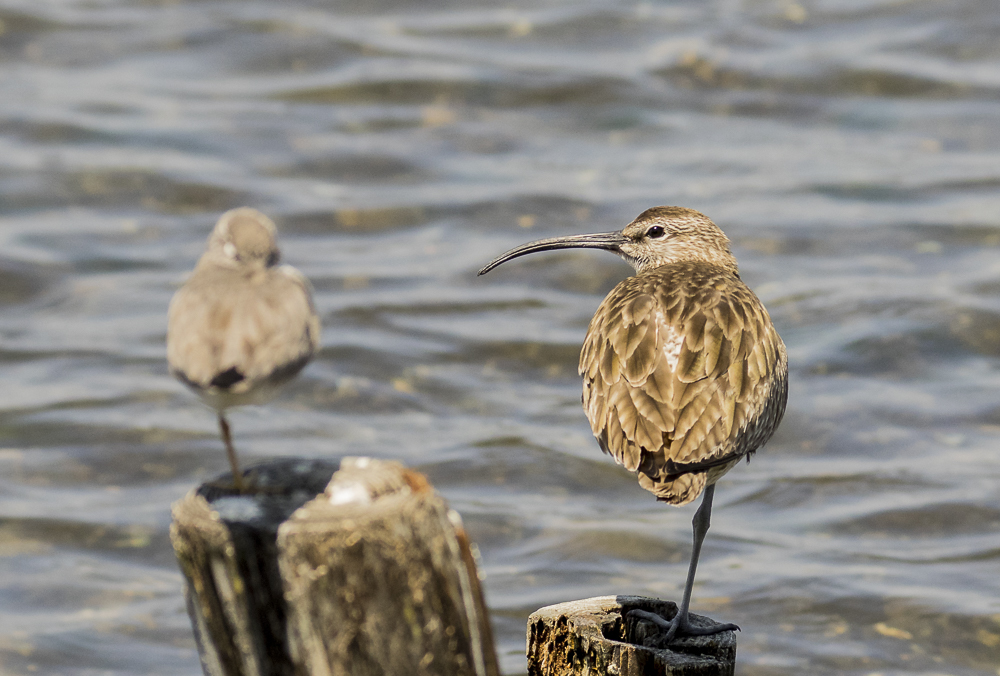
167 207 320 493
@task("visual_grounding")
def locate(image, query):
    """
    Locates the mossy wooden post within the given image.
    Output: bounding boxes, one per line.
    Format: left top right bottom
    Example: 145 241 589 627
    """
527 596 736 676
170 457 499 676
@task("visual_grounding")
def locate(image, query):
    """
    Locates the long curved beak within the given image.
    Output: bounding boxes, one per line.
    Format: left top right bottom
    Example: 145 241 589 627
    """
478 231 627 275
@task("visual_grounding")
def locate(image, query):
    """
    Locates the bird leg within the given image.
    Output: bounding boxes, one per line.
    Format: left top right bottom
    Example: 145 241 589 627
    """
218 413 246 493
629 484 739 642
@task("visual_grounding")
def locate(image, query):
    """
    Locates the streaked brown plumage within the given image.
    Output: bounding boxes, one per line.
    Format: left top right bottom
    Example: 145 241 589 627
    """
581 259 786 506
167 207 321 492
479 206 787 641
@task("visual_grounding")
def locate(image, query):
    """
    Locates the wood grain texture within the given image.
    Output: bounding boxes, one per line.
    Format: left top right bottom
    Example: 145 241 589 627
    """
279 458 499 676
170 459 339 676
170 457 498 676
527 596 736 676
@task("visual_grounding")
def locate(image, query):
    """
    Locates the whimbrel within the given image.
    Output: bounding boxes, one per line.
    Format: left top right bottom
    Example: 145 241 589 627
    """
167 208 321 492
479 206 788 641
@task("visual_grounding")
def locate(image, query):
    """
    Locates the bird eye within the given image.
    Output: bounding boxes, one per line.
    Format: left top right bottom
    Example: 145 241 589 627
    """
646 225 665 239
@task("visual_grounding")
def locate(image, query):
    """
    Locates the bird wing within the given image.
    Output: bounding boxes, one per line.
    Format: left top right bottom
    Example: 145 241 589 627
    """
579 263 786 495
167 264 320 393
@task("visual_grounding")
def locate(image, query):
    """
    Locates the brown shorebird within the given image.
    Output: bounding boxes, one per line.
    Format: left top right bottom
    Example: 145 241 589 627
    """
479 206 788 642
167 208 321 492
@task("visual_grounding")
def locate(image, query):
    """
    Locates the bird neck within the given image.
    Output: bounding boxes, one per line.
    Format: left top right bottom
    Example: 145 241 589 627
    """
626 249 740 276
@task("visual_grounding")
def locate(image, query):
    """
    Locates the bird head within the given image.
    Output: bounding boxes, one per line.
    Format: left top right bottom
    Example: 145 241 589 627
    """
206 208 281 268
478 206 738 276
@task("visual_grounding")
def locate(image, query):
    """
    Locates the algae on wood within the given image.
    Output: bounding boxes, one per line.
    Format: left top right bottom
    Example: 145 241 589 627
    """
170 457 498 676
527 596 736 676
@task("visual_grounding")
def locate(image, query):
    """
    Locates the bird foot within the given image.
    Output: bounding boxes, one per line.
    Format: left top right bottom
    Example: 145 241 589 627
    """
627 608 739 644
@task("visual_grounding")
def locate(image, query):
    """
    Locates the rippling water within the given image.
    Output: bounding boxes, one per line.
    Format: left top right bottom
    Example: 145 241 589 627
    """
1 0 1000 674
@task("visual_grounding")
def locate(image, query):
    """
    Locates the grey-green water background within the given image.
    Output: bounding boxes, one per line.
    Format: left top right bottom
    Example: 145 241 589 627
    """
1 0 999 674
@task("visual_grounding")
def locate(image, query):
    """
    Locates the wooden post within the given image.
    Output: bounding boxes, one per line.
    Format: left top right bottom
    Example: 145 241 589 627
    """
527 596 736 676
170 457 499 676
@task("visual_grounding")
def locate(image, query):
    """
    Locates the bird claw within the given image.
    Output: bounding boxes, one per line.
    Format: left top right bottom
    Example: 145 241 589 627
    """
626 608 740 644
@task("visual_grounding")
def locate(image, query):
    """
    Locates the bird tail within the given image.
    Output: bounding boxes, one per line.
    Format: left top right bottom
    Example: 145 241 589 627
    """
639 472 707 506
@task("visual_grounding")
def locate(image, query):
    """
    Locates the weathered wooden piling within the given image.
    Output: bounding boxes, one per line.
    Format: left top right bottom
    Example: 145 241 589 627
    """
170 457 499 676
527 596 736 676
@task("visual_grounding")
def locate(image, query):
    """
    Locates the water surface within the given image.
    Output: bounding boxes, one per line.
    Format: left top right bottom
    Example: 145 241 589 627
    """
1 0 999 674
